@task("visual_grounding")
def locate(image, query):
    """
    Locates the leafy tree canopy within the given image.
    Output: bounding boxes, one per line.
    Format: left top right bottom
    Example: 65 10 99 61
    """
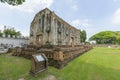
80 30 87 43
0 0 25 6
0 30 2 37
89 31 120 44
1 26 22 38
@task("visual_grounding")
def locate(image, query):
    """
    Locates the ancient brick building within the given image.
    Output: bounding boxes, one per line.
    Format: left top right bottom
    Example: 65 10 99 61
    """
29 8 80 47
13 8 92 69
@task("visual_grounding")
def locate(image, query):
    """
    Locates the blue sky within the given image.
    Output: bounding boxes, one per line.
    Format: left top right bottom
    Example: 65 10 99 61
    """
0 0 120 40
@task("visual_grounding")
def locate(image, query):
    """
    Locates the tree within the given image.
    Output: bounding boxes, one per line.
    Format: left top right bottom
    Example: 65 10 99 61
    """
9 28 16 37
0 30 2 37
0 0 25 6
3 26 22 38
116 37 120 44
82 30 87 42
89 31 118 44
3 28 10 37
115 31 120 44
16 31 21 37
80 30 87 43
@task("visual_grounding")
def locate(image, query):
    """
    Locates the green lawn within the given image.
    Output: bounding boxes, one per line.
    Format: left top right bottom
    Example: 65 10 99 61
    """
0 47 120 80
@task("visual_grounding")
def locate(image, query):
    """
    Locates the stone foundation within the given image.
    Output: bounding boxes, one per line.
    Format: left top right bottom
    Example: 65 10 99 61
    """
12 45 92 69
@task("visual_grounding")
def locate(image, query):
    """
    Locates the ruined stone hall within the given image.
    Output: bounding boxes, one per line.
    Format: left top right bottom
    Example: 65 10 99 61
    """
29 8 80 47
13 8 92 69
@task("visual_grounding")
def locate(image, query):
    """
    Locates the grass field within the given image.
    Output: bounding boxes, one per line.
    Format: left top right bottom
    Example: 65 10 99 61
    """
0 47 120 80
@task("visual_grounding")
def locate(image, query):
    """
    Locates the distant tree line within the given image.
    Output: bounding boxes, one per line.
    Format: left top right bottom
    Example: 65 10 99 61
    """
89 31 120 44
0 26 21 38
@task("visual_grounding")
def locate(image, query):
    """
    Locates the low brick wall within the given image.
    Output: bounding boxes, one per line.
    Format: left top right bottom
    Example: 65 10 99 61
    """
12 45 93 69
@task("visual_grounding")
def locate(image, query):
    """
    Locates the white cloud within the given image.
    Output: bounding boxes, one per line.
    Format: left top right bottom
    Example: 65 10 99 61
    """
113 0 117 2
66 0 78 11
112 8 120 25
72 5 78 11
71 19 90 29
6 0 54 13
113 0 120 2
71 19 94 40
